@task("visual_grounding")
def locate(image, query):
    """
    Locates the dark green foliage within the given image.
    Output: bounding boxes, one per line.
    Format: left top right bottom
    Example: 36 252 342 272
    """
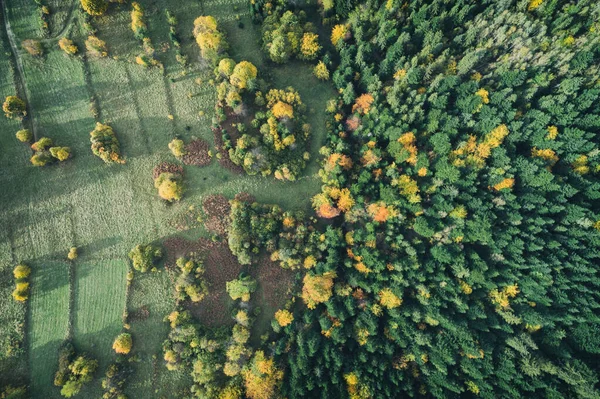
53 341 97 398
128 244 162 273
245 0 600 398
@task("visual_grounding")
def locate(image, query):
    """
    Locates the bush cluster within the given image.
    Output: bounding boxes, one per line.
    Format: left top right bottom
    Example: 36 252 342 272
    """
11 264 31 302
54 341 97 398
128 244 162 272
90 122 124 163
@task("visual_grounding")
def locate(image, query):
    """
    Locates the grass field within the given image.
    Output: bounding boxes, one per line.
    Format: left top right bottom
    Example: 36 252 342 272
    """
0 0 335 395
28 261 70 399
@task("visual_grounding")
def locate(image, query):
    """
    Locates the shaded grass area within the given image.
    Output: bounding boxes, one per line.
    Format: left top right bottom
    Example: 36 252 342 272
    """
28 260 70 399
72 258 128 396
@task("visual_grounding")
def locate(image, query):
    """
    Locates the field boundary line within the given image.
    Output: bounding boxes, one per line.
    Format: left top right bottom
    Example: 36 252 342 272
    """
0 0 37 140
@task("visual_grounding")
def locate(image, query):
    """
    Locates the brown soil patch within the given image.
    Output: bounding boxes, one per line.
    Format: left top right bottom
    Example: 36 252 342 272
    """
152 162 183 179
182 139 211 166
249 255 295 309
162 237 243 327
234 192 255 204
202 194 231 236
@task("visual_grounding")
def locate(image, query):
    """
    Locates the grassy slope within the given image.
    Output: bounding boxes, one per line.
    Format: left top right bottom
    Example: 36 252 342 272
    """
0 0 335 396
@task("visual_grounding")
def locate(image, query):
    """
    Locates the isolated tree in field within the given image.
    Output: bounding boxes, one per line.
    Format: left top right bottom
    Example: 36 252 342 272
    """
15 129 32 143
67 247 78 260
112 333 132 354
58 37 78 55
154 172 184 201
128 244 162 272
3 96 26 119
81 0 108 16
90 122 123 163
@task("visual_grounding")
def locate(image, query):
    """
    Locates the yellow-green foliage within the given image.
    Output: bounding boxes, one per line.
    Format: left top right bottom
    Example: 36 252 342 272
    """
218 58 236 77
230 61 258 90
15 129 32 143
49 147 72 161
154 173 184 202
131 2 147 39
67 247 78 260
58 37 78 55
3 96 26 119
168 139 187 158
85 36 108 57
12 264 31 302
314 61 329 80
81 0 108 15
193 15 227 62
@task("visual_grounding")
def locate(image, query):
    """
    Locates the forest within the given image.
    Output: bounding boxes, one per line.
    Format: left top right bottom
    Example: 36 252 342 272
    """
0 0 599 398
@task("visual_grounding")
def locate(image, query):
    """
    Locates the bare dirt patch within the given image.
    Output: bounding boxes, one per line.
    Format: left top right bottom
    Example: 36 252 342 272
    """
202 194 231 236
163 237 243 327
182 139 211 166
152 162 183 179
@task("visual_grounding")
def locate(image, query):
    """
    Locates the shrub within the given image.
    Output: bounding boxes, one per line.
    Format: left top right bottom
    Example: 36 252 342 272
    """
15 129 32 143
168 138 187 158
226 275 257 301
85 35 107 57
3 96 26 119
31 137 53 151
131 2 147 39
49 147 72 161
81 0 108 16
58 37 78 55
313 61 329 80
67 247 78 260
90 122 124 163
30 152 52 167
13 264 31 279
154 172 184 201
112 333 132 354
22 39 43 56
128 244 162 272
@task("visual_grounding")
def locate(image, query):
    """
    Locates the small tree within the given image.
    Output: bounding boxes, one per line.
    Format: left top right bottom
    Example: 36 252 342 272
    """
226 275 257 301
3 96 26 119
67 247 78 260
230 61 258 90
15 129 33 143
154 173 184 201
85 36 108 57
50 147 72 161
168 139 186 158
128 244 162 272
81 0 108 16
58 37 78 55
112 333 132 354
31 137 53 151
313 61 329 80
